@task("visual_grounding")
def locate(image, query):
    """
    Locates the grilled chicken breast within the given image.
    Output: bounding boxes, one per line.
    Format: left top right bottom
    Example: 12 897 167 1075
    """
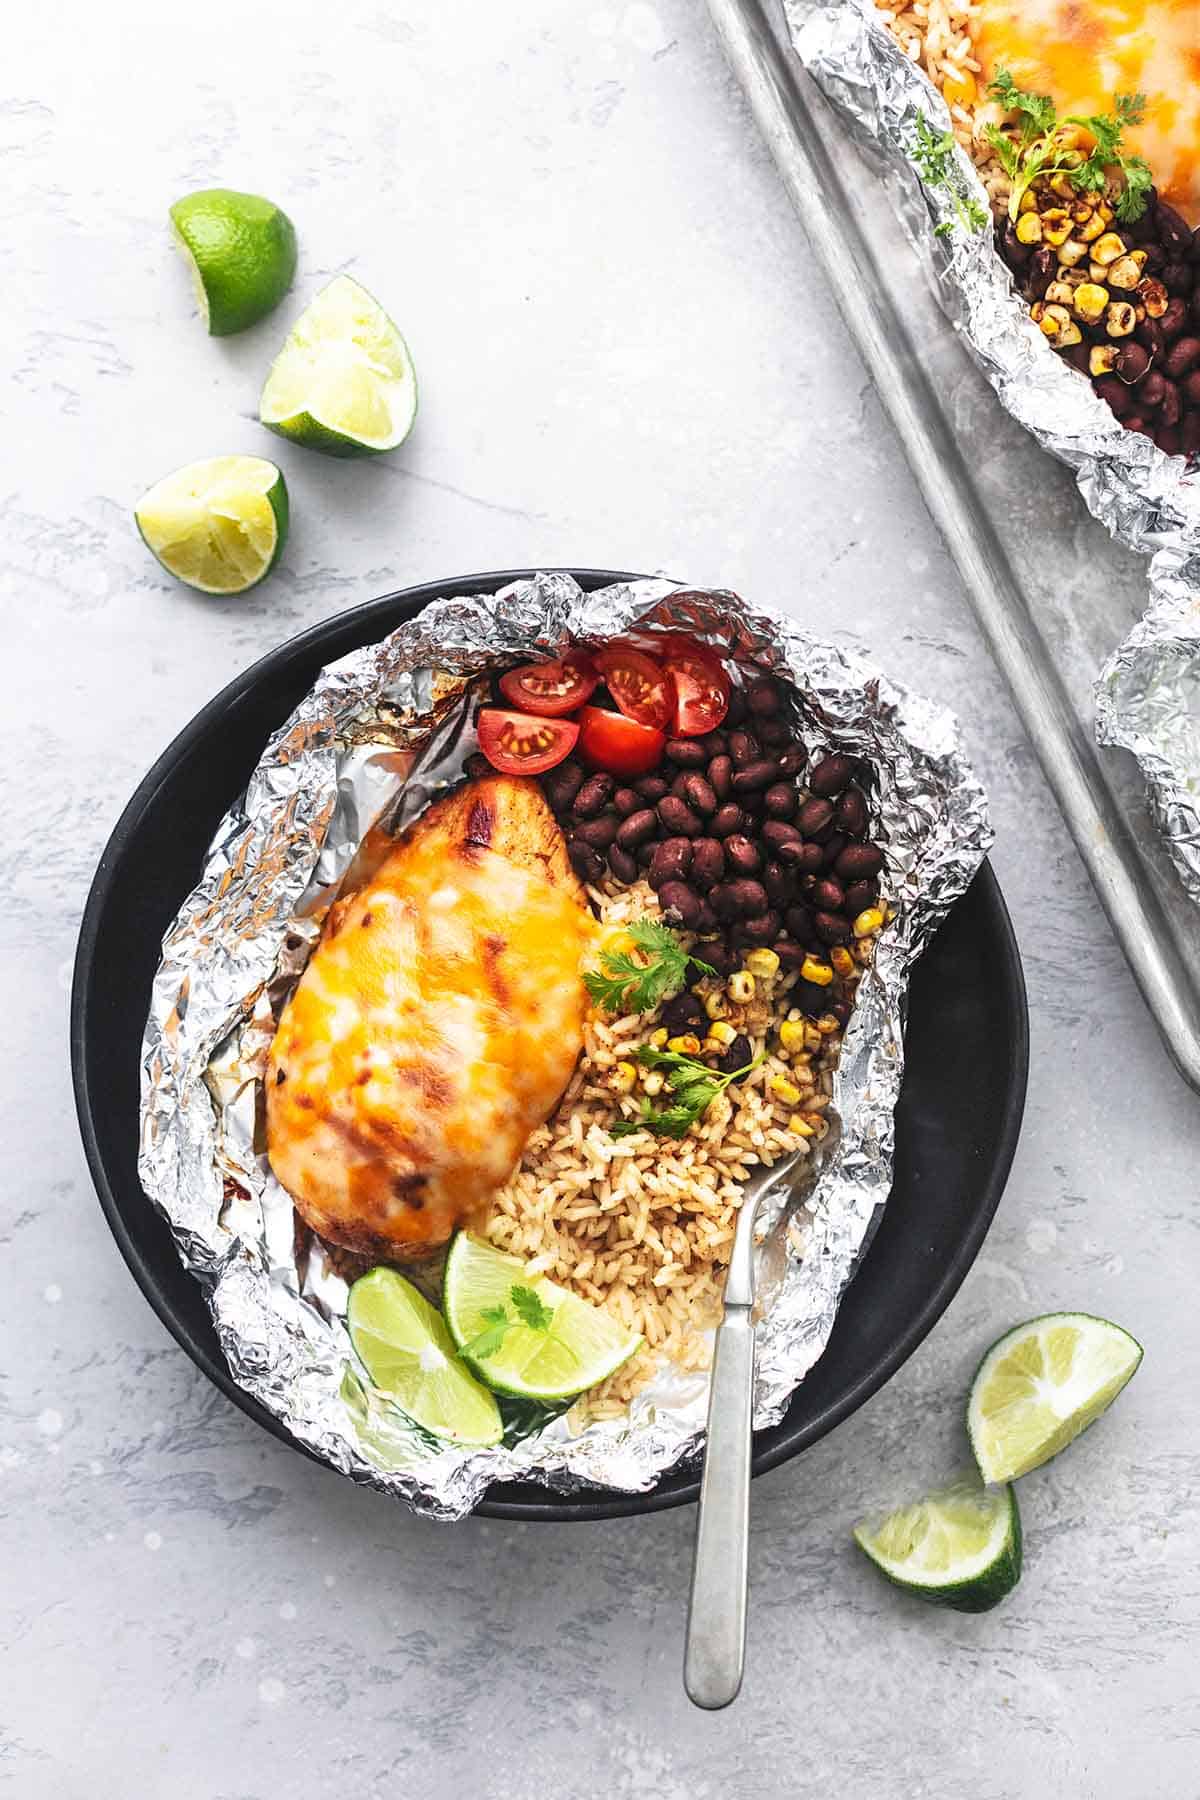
266 774 594 1258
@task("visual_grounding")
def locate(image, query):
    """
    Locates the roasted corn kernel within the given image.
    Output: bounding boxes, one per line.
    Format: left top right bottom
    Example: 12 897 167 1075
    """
1048 171 1077 201
853 906 885 938
1040 208 1072 247
788 1114 815 1137
1045 279 1076 307
1038 303 1074 341
799 954 834 987
1077 212 1107 244
1089 344 1118 377
817 1014 841 1036
1017 187 1039 215
642 1071 665 1097
613 1061 637 1095
1056 238 1088 268
804 1022 823 1052
1073 282 1109 323
708 1020 738 1048
667 1033 701 1056
1015 211 1043 245
1091 231 1126 267
1106 252 1146 290
769 1075 803 1106
744 947 780 979
727 970 755 1005
778 1018 808 1054
1096 201 1114 224
1105 300 1136 338
703 990 729 1021
1137 277 1168 318
830 945 856 977
649 1026 669 1049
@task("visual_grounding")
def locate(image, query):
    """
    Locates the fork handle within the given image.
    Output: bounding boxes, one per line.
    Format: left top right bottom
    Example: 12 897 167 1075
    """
684 1304 755 1710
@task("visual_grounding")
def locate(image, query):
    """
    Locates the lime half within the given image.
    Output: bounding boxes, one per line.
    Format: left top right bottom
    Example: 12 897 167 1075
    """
170 188 296 336
968 1312 1143 1485
854 1472 1022 1612
259 274 417 458
443 1233 641 1402
134 454 288 595
347 1268 502 1448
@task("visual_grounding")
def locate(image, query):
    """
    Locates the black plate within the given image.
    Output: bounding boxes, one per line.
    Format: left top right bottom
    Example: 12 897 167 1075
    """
72 568 1028 1521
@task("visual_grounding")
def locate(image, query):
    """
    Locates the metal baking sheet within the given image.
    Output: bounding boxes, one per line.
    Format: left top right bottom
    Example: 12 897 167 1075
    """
705 0 1200 1092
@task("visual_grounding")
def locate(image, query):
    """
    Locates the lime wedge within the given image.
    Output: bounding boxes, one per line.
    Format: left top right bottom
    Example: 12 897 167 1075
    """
854 1472 1022 1612
346 1268 502 1448
443 1232 642 1402
968 1312 1143 1484
170 188 296 336
259 274 417 457
134 454 288 595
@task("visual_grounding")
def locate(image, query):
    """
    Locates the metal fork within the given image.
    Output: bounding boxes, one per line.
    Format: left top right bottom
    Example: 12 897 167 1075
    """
683 1147 805 1710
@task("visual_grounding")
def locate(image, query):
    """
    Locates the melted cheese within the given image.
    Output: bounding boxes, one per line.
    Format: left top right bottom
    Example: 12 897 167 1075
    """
976 0 1200 222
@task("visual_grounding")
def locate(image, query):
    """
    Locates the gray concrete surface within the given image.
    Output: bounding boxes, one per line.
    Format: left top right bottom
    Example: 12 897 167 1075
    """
5 3 1198 1794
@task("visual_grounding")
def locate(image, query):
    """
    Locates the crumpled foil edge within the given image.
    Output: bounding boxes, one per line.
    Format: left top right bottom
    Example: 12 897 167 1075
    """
138 574 992 1520
783 0 1200 904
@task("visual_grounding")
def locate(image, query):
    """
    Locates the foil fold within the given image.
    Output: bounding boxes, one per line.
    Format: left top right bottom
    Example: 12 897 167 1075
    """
783 0 1200 902
139 574 991 1520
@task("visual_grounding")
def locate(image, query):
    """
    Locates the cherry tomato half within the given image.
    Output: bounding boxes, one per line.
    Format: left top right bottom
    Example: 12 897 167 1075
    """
498 651 599 718
593 644 675 732
576 704 665 777
661 637 731 736
477 708 579 775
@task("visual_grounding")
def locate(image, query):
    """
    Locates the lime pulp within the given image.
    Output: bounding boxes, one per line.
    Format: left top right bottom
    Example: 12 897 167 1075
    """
854 1472 1022 1612
346 1267 502 1448
134 454 288 595
259 273 417 457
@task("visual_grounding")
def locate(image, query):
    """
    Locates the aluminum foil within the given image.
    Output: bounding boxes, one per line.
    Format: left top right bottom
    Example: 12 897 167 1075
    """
139 574 991 1520
783 0 1200 901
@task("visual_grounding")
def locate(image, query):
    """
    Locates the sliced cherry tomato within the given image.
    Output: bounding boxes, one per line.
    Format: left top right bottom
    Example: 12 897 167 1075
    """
498 651 599 717
661 637 731 736
477 708 579 775
576 704 665 777
593 644 675 732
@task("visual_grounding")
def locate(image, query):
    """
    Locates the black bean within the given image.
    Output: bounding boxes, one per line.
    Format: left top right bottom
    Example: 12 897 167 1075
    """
574 813 619 850
542 758 585 811
664 737 707 767
731 759 780 794
784 903 813 942
634 774 670 803
657 795 702 837
819 833 847 869
670 770 696 801
728 729 761 766
1163 260 1194 297
746 676 783 717
1161 377 1183 428
835 842 884 881
782 841 824 874
615 808 658 849
793 979 831 1018
465 752 492 781
777 745 806 777
703 940 739 978
814 910 851 944
662 991 705 1036
710 803 744 839
694 900 718 935
723 689 748 727
659 881 701 929
681 773 718 816
568 841 604 885
1165 337 1200 379
608 845 638 885
1157 200 1192 257
808 754 855 797
708 754 734 801
691 838 725 889
797 796 835 838
717 1033 753 1076
725 835 762 875
1162 296 1189 339
761 819 802 854
833 786 867 838
763 860 788 907
695 731 728 757
772 940 807 971
812 876 845 913
648 838 692 887
612 786 640 817
758 719 791 749
843 880 878 916
727 878 768 917
575 773 615 819
741 911 781 945
763 782 797 820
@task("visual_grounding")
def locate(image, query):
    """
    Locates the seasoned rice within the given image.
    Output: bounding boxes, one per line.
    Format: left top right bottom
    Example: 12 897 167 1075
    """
482 880 860 1419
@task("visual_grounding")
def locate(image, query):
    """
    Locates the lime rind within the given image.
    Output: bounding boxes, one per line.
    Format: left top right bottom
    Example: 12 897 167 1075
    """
169 188 297 337
134 454 288 595
347 1268 502 1449
443 1232 642 1402
967 1311 1143 1485
854 1474 1022 1613
259 274 418 457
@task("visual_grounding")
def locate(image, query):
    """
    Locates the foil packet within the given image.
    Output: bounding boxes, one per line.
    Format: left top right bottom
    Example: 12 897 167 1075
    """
783 0 1200 903
138 574 990 1520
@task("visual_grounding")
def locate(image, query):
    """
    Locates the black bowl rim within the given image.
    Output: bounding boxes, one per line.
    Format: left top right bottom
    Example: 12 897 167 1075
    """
71 567 1028 1522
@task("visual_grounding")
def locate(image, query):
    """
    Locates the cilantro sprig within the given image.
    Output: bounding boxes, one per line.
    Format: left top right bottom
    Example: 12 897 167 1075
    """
611 1043 766 1140
458 1283 554 1362
912 113 990 237
584 919 716 1017
983 70 1152 223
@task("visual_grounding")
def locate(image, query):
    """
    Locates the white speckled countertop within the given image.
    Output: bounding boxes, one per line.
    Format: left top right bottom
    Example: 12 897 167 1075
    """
6 3 1199 1794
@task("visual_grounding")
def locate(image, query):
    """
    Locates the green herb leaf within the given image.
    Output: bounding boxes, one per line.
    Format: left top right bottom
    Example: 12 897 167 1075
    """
459 1302 515 1362
584 918 714 1016
912 112 990 237
612 1042 766 1139
510 1284 554 1332
985 67 1152 223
